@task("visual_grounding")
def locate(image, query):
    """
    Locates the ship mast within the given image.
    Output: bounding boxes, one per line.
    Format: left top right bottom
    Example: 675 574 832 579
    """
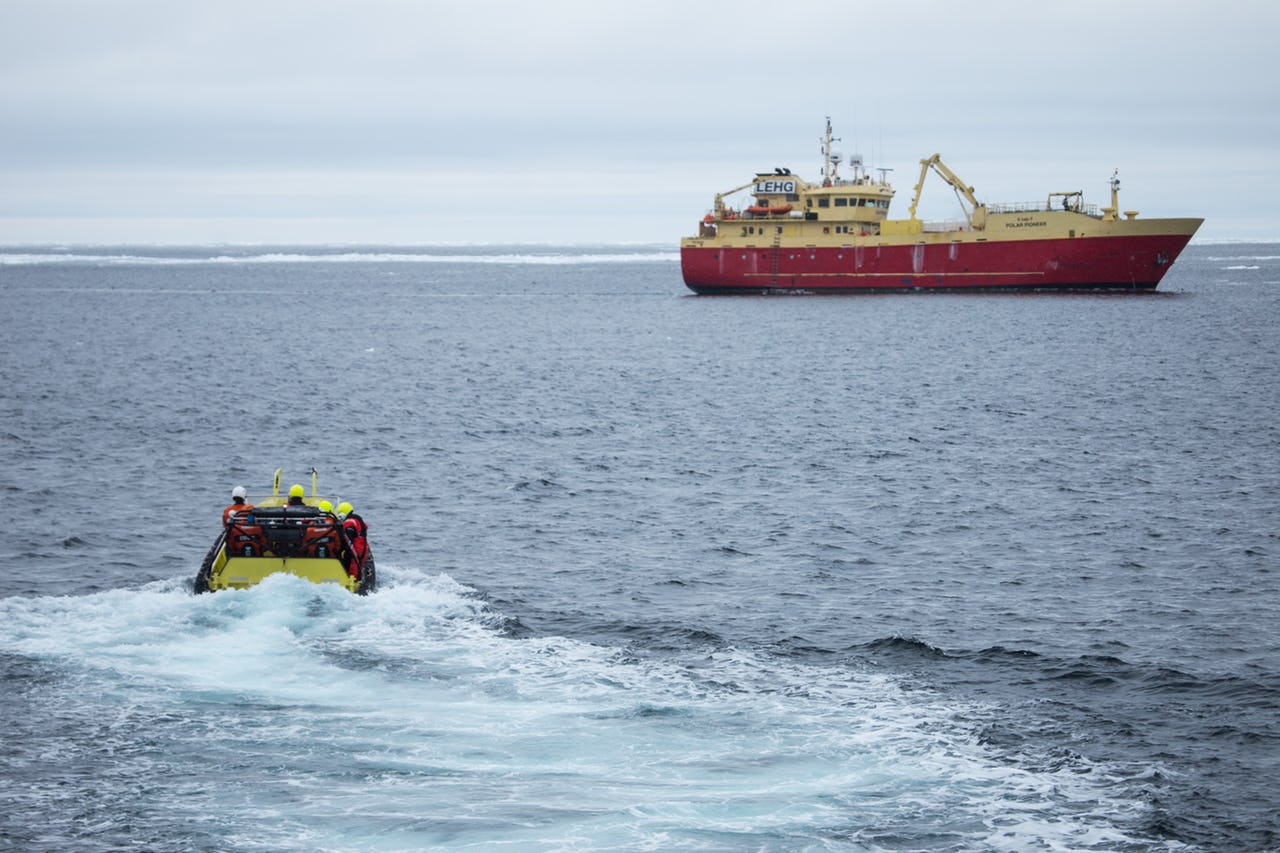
820 117 841 185
1101 169 1123 221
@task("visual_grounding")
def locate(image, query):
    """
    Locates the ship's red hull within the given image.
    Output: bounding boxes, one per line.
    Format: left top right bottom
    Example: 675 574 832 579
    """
681 233 1195 294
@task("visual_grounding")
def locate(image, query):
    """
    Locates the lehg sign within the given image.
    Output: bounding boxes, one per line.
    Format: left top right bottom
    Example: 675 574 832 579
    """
754 180 796 195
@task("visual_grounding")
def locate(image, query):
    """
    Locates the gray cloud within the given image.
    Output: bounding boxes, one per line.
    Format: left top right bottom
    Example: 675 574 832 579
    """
1 0 1276 242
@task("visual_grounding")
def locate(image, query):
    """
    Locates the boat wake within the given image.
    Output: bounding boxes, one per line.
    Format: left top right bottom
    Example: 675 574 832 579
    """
0 567 1171 851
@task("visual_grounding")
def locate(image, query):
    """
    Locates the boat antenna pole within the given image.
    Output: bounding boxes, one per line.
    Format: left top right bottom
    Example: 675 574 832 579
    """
1102 168 1121 221
820 117 841 184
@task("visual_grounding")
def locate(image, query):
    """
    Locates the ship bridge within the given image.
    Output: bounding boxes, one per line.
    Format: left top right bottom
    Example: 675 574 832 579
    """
802 179 894 224
798 119 895 226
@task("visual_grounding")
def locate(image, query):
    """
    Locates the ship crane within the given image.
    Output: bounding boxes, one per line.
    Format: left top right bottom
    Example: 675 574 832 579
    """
712 179 758 216
907 153 987 229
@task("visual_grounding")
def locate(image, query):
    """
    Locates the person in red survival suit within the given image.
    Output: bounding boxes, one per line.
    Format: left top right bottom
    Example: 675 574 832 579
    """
337 501 368 578
223 485 254 525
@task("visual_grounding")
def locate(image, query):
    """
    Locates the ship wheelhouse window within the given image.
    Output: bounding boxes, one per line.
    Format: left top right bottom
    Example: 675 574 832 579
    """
857 199 867 207
787 193 799 202
835 198 848 207
818 198 830 208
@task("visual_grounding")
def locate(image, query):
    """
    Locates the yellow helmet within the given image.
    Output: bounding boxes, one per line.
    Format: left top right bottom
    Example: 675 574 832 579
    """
318 500 333 514
336 501 353 518
289 484 305 498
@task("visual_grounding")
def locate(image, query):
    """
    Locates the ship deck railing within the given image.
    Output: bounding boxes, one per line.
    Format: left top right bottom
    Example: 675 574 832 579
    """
988 200 1101 217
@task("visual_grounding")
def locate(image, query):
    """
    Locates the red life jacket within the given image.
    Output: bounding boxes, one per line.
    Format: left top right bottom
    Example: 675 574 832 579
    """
343 513 369 574
343 513 368 541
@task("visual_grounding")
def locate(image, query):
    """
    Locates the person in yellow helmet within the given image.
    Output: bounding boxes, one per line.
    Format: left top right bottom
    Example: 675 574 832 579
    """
287 484 305 506
318 500 334 515
339 503 368 578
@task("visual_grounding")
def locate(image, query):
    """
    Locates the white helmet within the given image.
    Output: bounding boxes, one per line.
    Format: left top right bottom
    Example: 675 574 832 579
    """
232 485 247 499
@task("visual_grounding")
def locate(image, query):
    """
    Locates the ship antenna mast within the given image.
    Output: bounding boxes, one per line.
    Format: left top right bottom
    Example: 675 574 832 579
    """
820 117 841 184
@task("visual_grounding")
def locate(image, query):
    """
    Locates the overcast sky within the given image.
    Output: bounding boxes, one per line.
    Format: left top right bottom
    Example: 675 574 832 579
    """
2 0 1276 244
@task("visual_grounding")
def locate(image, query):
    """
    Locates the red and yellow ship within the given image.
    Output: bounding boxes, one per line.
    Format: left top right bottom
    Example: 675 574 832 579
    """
680 119 1202 294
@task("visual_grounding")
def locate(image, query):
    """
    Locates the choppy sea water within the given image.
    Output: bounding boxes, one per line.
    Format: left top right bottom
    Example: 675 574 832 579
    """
0 243 1277 852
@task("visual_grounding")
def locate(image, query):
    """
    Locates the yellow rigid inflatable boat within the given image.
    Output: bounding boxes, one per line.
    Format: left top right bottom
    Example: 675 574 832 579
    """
194 471 376 595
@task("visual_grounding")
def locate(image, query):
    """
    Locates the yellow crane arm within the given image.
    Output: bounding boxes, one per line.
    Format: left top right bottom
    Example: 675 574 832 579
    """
907 154 985 225
713 179 760 214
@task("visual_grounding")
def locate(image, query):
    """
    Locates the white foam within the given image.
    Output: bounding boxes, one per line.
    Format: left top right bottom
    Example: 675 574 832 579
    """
1 568 1162 850
1206 255 1280 262
0 249 679 266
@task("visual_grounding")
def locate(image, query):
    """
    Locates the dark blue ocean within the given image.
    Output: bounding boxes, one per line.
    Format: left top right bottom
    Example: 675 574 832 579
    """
1 244 1277 852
